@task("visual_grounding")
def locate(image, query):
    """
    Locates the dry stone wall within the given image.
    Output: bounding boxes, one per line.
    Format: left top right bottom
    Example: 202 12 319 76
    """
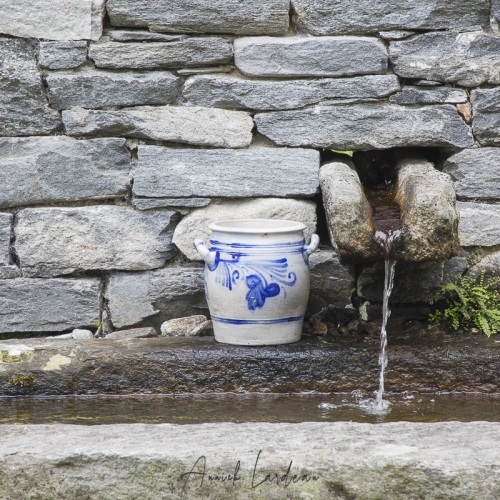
1 0 499 335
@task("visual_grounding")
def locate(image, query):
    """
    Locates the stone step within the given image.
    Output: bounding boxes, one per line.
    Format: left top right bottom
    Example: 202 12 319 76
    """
0 422 498 498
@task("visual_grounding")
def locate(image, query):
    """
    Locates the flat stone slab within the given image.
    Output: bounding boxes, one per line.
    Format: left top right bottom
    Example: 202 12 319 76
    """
443 148 500 200
46 69 181 109
458 202 500 247
255 104 473 150
38 41 88 69
390 86 467 105
107 0 290 35
90 38 232 69
105 266 206 329
133 146 320 198
106 30 187 42
471 88 500 146
132 198 211 210
16 206 178 277
235 36 388 77
63 107 253 148
0 137 130 208
0 278 100 333
0 0 105 41
0 334 497 395
0 37 61 136
0 422 498 499
183 74 400 111
389 32 500 87
292 0 490 35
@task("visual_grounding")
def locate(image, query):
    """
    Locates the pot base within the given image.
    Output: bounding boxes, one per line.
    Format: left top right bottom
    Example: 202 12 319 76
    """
212 317 303 346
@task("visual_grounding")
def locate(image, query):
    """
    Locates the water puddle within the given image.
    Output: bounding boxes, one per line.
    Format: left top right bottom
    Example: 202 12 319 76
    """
0 392 498 425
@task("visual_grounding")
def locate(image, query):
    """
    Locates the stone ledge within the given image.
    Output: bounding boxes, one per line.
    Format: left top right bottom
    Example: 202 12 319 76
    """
0 422 498 499
0 334 497 396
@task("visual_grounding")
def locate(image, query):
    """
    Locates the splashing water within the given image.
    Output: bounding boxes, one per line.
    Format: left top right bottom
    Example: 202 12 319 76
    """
372 229 402 411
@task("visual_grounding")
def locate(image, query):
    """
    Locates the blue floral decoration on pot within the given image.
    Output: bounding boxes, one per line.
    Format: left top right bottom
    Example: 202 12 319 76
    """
207 252 296 311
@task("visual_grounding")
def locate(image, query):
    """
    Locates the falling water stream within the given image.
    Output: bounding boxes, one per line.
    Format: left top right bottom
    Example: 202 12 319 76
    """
373 229 401 410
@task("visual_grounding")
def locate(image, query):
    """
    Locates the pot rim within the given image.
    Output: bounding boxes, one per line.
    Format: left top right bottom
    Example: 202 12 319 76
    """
209 218 306 234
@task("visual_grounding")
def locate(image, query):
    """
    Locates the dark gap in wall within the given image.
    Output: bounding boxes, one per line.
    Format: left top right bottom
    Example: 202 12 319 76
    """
288 1 299 34
102 5 112 30
312 191 329 243
8 212 20 268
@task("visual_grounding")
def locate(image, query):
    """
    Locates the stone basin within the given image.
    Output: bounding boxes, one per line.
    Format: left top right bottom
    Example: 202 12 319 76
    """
1 331 498 499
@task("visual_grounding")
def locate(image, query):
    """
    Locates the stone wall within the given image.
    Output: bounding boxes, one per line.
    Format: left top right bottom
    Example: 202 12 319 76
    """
1 0 500 335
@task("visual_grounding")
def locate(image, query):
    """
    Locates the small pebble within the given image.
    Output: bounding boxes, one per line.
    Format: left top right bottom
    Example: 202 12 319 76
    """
71 329 94 340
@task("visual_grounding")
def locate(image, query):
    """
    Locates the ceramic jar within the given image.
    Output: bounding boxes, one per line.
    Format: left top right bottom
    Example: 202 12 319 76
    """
194 219 319 346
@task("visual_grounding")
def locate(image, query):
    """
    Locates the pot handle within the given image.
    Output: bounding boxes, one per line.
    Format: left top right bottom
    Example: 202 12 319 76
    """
194 239 217 267
303 234 320 258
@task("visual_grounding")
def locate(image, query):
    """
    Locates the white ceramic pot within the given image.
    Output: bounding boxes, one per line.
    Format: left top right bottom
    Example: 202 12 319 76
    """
194 219 319 346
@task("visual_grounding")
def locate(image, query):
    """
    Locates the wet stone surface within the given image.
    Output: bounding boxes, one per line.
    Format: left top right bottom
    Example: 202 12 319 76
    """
0 332 497 396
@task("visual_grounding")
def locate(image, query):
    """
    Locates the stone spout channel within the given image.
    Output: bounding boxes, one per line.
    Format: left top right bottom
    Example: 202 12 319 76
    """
320 156 460 263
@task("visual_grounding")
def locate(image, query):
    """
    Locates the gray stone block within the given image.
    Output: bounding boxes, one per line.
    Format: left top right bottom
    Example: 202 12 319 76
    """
133 146 320 198
358 258 467 304
292 0 489 35
16 206 179 277
39 41 88 69
255 104 474 150
0 278 100 333
0 137 130 208
493 0 500 28
395 158 459 261
443 148 500 200
46 69 181 109
107 0 289 35
160 315 208 337
0 213 12 267
308 246 355 313
177 67 233 76
471 88 500 146
183 74 400 111
0 0 105 41
320 160 377 262
0 266 21 280
105 267 206 329
378 31 415 41
458 202 500 247
234 36 387 77
468 251 500 279
390 86 467 105
0 37 61 136
89 38 232 69
389 32 500 87
107 31 186 42
63 107 253 148
132 198 211 210
172 198 317 261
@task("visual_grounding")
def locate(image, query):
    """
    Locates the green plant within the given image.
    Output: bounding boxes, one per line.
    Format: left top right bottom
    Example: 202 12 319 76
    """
9 373 36 387
429 271 500 338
